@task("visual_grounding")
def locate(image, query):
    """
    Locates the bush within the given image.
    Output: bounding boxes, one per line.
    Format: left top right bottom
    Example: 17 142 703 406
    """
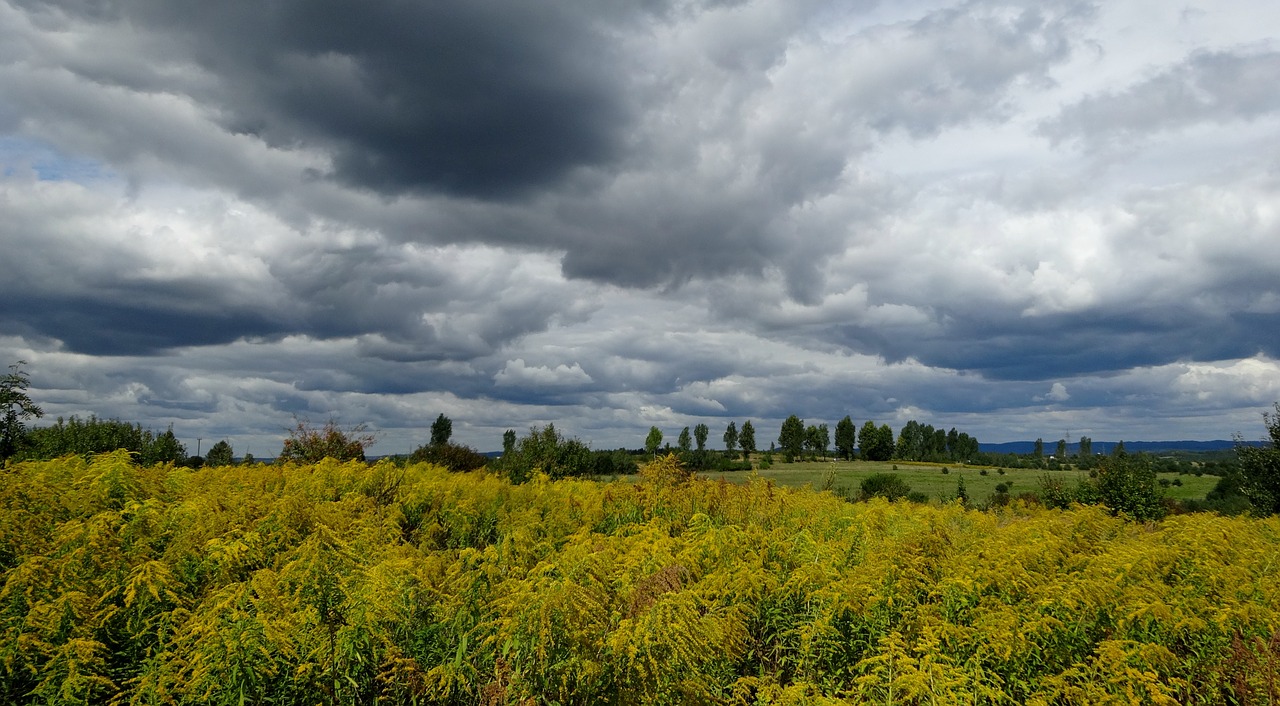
494 424 595 482
860 473 912 501
279 418 374 463
409 442 488 472
941 467 949 474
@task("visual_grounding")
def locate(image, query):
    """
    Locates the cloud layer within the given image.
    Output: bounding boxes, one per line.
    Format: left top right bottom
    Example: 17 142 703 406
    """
2 0 1279 453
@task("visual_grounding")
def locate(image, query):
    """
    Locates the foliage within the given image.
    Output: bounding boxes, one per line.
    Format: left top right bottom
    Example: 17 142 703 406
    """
739 420 756 456
589 449 640 477
408 441 488 472
779 415 805 462
19 415 187 464
205 439 234 467
0 361 43 463
677 426 692 453
645 426 663 457
1092 453 1166 521
834 415 856 460
429 413 452 447
495 423 593 482
723 421 738 458
859 420 895 461
1235 403 1280 514
804 423 830 460
693 423 709 452
1039 454 1167 521
860 472 912 501
894 420 980 463
144 425 188 466
278 418 375 463
3 452 1279 704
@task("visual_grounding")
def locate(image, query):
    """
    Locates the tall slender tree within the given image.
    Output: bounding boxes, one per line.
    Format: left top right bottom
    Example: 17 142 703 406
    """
835 416 856 460
779 415 805 462
693 423 709 451
723 421 738 458
430 413 452 447
739 420 756 457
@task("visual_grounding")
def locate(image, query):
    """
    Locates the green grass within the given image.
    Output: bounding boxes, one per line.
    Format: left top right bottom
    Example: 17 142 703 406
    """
629 457 1221 506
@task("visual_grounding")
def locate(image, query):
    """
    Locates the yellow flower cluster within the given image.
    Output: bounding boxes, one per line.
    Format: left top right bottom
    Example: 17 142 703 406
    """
1 451 1277 704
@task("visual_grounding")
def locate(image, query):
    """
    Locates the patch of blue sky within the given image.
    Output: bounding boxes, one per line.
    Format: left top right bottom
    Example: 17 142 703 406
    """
0 136 116 183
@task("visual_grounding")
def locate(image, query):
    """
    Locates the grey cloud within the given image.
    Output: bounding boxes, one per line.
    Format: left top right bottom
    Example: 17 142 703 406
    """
1043 49 1280 147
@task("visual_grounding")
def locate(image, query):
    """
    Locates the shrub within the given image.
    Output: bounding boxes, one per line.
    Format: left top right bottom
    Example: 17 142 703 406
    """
860 473 912 501
941 467 950 474
409 442 488 472
278 418 374 463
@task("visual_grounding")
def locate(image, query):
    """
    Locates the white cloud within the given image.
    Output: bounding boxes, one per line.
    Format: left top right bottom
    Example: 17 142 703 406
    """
494 359 594 388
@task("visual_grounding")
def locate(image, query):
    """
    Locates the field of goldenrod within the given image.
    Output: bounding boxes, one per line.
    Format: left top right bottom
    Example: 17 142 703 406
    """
2 452 1277 704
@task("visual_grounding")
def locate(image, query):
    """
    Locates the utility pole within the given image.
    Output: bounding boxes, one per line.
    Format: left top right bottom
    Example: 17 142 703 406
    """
196 437 202 457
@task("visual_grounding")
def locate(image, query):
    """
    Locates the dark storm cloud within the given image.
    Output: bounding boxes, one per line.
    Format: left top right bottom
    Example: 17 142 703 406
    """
0 294 283 356
19 0 639 199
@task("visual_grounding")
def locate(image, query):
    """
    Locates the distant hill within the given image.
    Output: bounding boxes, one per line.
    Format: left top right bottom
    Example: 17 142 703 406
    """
979 440 1262 455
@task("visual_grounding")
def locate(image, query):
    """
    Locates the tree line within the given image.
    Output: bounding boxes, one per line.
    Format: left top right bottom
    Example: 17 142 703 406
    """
5 361 1280 516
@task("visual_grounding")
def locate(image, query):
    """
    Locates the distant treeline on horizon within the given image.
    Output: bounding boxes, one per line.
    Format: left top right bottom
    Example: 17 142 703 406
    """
980 439 1263 455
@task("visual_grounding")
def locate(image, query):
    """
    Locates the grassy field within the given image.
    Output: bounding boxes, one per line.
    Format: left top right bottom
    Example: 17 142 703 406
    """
673 458 1221 505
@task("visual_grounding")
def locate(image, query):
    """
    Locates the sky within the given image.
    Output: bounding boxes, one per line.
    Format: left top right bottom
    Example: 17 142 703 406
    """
2 0 1279 457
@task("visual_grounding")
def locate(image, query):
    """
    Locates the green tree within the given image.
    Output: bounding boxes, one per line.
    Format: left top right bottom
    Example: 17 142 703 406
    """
835 416 856 460
1113 440 1126 456
143 425 187 466
645 426 664 457
739 421 756 457
895 420 923 461
503 429 517 456
859 421 894 461
0 361 43 462
693 423 709 451
804 423 830 460
429 413 452 447
205 439 234 467
279 418 375 463
723 421 738 458
1033 438 1044 458
779 415 805 462
1093 453 1165 521
22 415 148 460
1056 438 1067 459
677 427 692 452
496 423 593 482
1235 403 1280 514
1079 436 1093 457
